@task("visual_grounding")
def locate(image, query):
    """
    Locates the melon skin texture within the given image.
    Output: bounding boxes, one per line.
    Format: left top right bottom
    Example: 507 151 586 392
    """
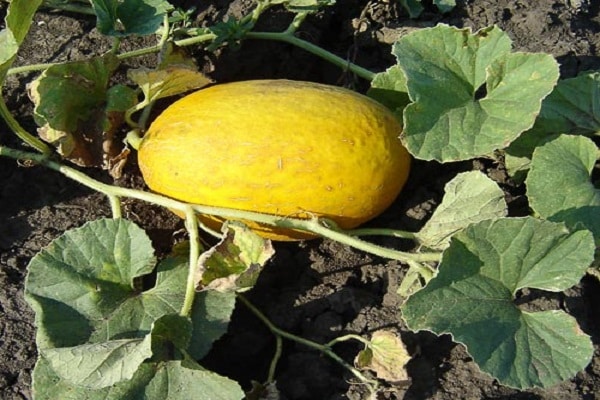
138 79 411 241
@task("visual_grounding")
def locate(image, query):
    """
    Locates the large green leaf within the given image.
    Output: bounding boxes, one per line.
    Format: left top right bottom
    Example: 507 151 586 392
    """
32 357 155 400
25 219 239 396
394 24 559 161
402 217 594 389
25 218 156 349
25 218 236 348
526 134 600 242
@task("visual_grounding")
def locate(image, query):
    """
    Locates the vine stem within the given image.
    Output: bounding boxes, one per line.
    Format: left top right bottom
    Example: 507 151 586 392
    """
5 33 217 76
246 31 376 81
0 96 52 155
237 294 378 393
0 145 442 265
6 32 373 83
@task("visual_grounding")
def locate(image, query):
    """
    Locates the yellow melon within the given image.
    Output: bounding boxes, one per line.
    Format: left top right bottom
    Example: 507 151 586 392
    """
137 79 411 240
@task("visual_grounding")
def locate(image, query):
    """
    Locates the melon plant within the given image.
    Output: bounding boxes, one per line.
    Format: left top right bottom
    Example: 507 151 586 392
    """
0 0 598 399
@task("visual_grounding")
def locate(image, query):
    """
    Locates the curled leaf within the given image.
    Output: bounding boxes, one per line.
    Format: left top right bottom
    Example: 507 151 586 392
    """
195 222 274 292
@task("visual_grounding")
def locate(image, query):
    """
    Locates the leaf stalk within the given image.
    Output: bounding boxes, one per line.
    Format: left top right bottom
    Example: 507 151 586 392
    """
181 206 200 317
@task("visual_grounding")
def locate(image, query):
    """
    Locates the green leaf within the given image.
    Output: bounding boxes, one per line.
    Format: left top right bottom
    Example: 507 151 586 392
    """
505 71 600 179
41 335 153 389
367 64 410 116
128 66 212 104
26 219 239 397
91 0 172 37
531 71 600 135
526 134 600 242
398 0 424 18
355 330 410 384
394 24 559 162
402 217 594 389
144 359 244 400
0 0 44 81
195 221 275 292
25 219 235 353
416 171 507 250
30 54 120 132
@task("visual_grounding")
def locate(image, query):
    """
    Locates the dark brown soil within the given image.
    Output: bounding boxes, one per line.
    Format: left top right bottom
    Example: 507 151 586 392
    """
1 1 600 399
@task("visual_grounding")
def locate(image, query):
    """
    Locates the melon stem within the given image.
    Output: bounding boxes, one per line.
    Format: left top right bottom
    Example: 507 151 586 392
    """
0 145 442 268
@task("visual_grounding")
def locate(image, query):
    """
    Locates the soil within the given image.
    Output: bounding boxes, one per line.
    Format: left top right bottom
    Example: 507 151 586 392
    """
1 0 600 399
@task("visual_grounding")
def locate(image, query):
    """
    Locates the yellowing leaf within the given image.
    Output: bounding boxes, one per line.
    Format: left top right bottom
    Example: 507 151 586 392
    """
355 330 411 384
128 66 212 104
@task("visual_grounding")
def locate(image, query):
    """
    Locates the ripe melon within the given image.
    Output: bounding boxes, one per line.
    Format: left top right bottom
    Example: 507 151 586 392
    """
138 79 411 240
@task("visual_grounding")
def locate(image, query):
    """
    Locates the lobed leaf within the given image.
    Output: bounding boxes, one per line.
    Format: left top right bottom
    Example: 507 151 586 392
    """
526 134 600 242
416 171 507 250
25 218 156 348
32 357 155 400
394 24 559 162
24 219 240 395
402 217 594 389
25 219 237 388
32 355 244 400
